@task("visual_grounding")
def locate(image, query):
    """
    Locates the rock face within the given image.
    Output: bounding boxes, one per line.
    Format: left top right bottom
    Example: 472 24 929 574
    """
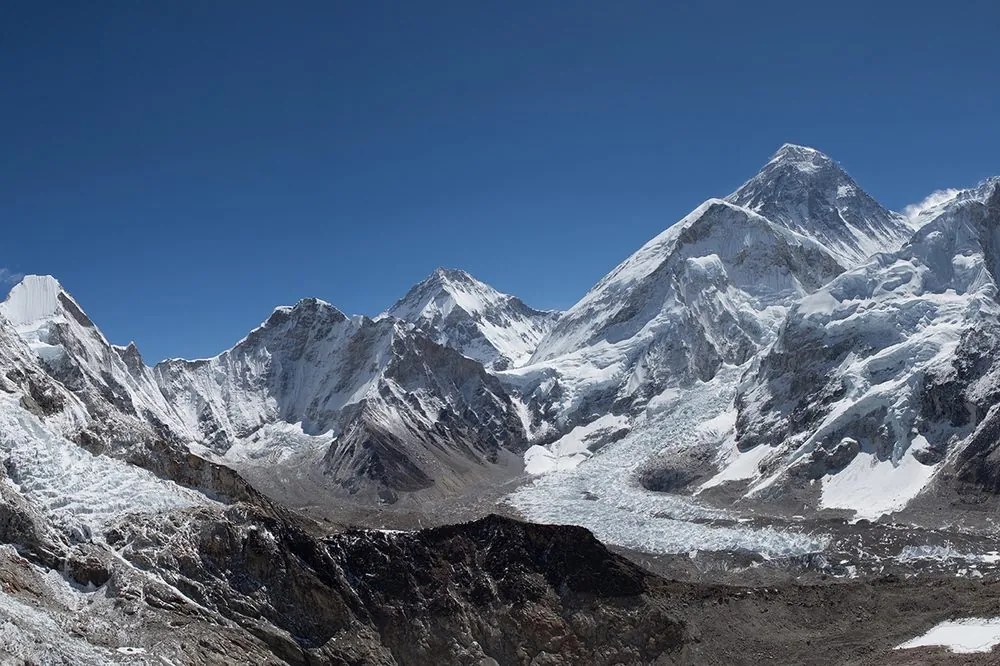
731 178 1000 514
156 299 528 502
727 143 914 267
386 267 559 370
107 510 688 665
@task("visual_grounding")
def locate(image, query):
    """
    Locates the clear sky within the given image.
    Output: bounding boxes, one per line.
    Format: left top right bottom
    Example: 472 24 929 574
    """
3 1 999 362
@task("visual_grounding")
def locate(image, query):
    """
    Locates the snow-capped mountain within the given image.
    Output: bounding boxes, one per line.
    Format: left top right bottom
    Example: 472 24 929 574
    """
516 199 842 441
727 144 913 266
728 177 1000 517
2 144 994 523
156 297 528 502
509 144 927 476
0 277 528 506
385 267 558 370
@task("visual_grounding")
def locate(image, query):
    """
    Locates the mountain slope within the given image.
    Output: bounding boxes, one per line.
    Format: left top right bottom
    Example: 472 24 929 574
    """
727 144 913 267
726 178 1000 517
0 275 183 448
155 298 528 503
386 268 558 370
512 198 842 445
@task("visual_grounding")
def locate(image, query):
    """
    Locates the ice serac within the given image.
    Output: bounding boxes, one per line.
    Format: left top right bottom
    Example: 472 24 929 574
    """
386 267 559 370
156 297 528 503
516 199 843 437
730 178 1000 517
727 144 913 267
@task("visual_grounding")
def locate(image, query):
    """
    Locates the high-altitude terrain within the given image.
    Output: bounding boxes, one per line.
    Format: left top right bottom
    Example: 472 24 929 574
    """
2 145 1000 663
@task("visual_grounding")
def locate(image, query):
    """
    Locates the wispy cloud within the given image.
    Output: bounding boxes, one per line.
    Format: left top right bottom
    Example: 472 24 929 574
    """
0 268 25 287
903 188 961 223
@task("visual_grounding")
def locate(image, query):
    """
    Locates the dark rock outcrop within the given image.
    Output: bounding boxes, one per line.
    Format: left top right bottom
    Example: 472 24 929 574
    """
107 510 688 665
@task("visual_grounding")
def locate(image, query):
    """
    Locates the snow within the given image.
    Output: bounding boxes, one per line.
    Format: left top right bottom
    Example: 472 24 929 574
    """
737 181 1000 514
699 434 774 490
897 618 1000 654
796 290 840 317
221 421 333 465
727 144 913 268
0 277 73 362
0 275 64 326
523 413 629 474
155 308 393 442
518 197 842 437
0 395 208 539
897 545 1000 564
0 275 188 445
386 268 557 368
903 188 962 227
819 451 938 520
508 365 828 557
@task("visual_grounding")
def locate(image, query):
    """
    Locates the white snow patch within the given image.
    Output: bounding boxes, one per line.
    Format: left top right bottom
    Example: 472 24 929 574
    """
700 439 774 491
820 451 938 520
797 290 840 317
0 275 64 326
897 617 1000 654
897 545 1000 564
523 413 629 475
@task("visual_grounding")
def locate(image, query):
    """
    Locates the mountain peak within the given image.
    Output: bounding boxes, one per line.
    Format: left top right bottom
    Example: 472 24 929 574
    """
766 143 835 172
432 266 470 278
391 268 494 315
1 274 70 326
262 297 347 330
387 268 557 369
727 145 912 266
427 267 479 288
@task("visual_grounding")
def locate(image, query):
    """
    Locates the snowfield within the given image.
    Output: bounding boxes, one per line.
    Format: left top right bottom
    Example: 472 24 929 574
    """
897 617 1000 654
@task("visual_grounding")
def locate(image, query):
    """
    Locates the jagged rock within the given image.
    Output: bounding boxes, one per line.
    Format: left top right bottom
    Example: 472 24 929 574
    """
107 509 688 665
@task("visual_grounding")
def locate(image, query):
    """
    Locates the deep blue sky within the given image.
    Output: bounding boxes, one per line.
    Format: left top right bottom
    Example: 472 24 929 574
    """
3 1 999 362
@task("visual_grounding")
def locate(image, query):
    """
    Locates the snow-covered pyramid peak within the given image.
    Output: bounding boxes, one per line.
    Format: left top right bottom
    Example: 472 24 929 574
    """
388 267 506 321
386 267 558 370
768 143 833 172
0 275 103 365
1 275 86 327
727 144 912 266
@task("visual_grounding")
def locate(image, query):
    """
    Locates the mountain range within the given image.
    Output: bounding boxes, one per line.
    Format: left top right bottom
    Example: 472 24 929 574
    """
2 144 999 662
5 145 998 518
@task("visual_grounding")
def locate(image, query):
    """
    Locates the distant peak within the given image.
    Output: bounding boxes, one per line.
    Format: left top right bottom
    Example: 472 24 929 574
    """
14 274 63 292
776 142 822 155
263 298 347 329
430 267 476 284
289 297 345 317
1 274 67 326
767 143 834 170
